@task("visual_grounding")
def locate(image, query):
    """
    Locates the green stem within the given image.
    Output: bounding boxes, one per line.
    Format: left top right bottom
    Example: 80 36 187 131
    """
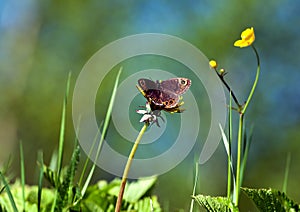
241 45 260 114
235 113 244 206
115 123 148 212
234 45 260 205
227 92 233 199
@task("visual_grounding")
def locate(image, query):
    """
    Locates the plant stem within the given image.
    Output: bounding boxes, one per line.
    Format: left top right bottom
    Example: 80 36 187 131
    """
214 70 241 108
241 45 260 114
115 123 148 212
234 113 244 206
227 92 233 199
234 45 260 206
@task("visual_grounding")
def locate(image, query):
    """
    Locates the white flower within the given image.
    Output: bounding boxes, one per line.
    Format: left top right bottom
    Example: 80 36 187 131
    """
136 102 164 127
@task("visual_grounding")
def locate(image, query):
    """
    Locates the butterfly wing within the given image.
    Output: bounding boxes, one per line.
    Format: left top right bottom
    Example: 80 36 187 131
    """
138 78 158 91
138 77 191 110
160 78 191 95
159 90 180 108
138 78 180 108
138 78 163 106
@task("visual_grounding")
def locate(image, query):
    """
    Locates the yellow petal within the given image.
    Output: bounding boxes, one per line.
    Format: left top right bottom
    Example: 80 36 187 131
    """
234 27 255 48
234 40 246 48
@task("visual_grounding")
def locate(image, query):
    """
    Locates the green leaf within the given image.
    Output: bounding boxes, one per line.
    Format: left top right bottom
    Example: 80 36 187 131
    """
81 180 117 211
193 194 239 212
108 176 157 202
242 187 300 211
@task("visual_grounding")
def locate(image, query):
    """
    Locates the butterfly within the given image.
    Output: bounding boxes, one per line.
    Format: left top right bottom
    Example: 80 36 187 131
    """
137 77 191 113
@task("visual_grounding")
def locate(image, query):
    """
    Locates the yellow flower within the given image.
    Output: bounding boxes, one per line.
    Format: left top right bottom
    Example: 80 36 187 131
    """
209 60 217 68
234 27 255 48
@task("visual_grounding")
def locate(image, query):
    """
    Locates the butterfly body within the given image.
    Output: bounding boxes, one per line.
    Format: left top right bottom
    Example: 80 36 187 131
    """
137 78 191 112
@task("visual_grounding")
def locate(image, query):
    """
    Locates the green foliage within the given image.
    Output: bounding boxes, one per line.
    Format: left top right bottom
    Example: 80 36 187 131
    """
0 178 161 211
0 70 161 211
81 177 161 212
0 181 54 212
242 187 300 212
0 175 159 212
193 194 239 212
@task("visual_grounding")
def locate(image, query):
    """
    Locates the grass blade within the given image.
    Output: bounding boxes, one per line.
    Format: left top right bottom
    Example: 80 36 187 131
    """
189 162 199 212
219 123 236 198
80 67 122 197
51 72 72 211
37 151 44 212
78 120 103 188
57 72 71 178
20 140 26 211
0 171 18 212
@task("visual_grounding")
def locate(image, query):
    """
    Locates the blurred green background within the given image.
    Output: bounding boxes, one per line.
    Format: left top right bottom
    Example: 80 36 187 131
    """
1 0 300 211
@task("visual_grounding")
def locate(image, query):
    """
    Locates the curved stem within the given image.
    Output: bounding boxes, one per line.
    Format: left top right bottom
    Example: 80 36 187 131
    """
115 123 148 212
241 45 260 114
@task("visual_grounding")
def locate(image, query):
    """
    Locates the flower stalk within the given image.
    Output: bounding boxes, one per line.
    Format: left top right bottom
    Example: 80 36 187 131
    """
212 27 260 206
241 45 260 114
115 123 149 212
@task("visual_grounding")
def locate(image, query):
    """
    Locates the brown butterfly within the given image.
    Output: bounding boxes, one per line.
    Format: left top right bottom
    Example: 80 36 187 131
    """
137 78 191 113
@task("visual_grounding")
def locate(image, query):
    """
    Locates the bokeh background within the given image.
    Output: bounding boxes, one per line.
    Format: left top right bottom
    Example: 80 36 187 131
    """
1 0 300 211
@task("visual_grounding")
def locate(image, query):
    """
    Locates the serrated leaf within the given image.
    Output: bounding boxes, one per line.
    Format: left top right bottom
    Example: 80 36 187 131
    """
242 187 300 211
193 194 239 212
